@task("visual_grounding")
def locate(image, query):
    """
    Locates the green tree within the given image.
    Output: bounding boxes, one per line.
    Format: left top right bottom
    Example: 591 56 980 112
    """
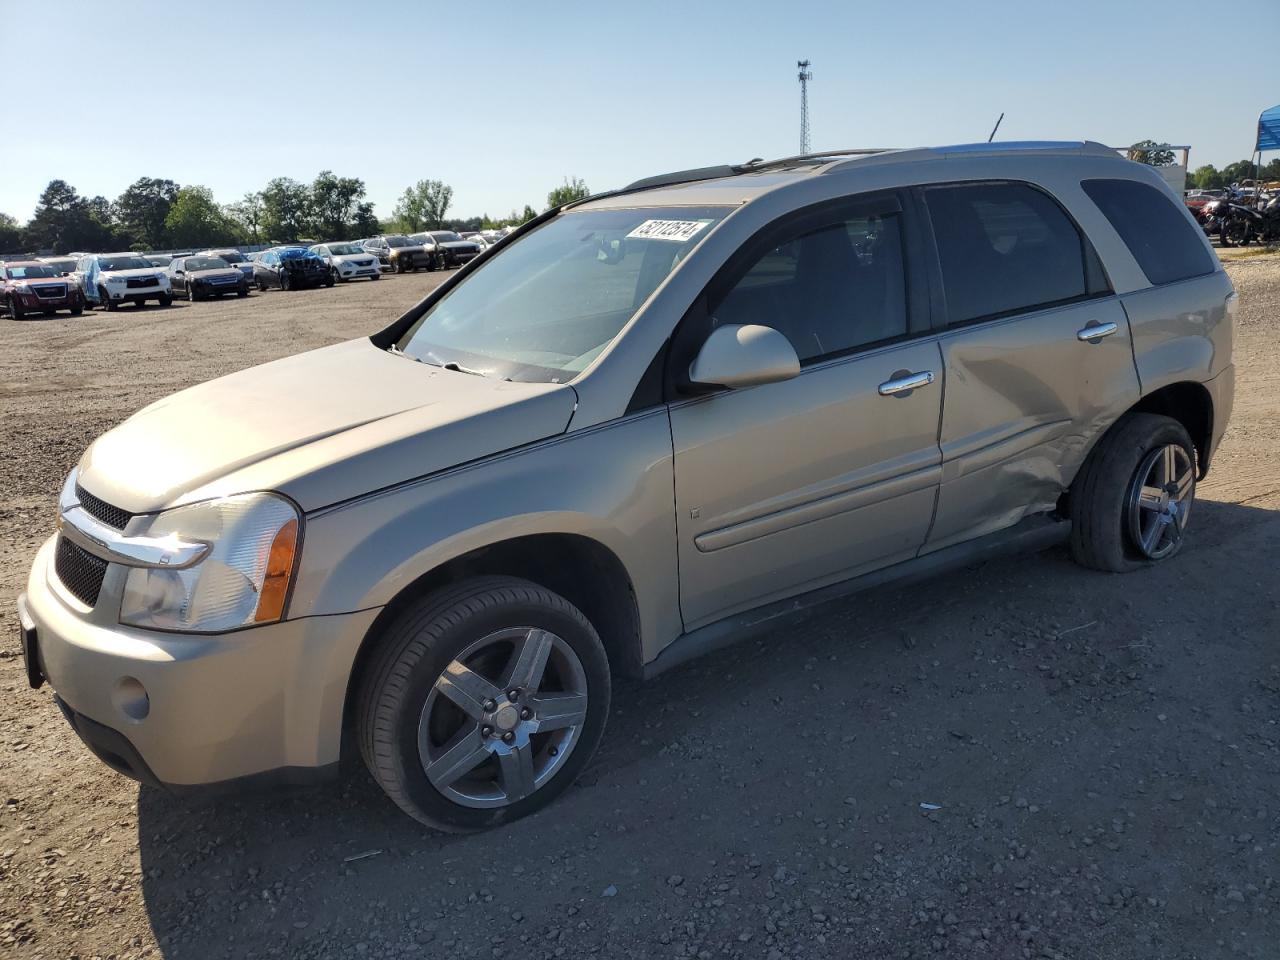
310 170 367 239
351 201 379 237
260 177 310 242
24 180 114 253
521 204 538 223
115 177 179 249
1127 141 1175 167
0 212 23 252
1221 160 1259 185
226 192 265 243
1189 164 1223 190
546 177 590 209
392 179 453 232
165 186 238 248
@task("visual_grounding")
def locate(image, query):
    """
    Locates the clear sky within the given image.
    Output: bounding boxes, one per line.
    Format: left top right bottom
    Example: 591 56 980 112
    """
4 0 1278 223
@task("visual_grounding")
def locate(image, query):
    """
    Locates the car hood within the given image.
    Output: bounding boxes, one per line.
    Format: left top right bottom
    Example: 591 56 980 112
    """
439 241 478 251
76 337 577 514
389 245 426 254
101 268 165 281
188 268 243 280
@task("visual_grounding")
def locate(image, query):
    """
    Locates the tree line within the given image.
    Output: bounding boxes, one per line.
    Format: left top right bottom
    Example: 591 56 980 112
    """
0 174 593 255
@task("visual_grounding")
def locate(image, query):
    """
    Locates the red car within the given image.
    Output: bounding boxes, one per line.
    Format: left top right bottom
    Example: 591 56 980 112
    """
2 260 85 319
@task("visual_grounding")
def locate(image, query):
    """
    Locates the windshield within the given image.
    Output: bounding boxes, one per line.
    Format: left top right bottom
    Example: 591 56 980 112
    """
328 243 362 255
278 248 316 261
214 250 246 263
430 231 462 243
145 256 171 267
6 264 60 279
97 255 153 271
397 205 727 383
43 259 74 272
184 256 229 271
385 236 411 247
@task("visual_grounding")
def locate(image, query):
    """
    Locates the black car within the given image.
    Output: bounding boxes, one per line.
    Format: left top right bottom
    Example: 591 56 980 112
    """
361 235 435 273
253 247 332 291
426 230 481 267
168 255 250 301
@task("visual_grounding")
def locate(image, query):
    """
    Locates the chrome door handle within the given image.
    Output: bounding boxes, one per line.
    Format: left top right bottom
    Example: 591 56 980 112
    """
877 370 935 396
1077 321 1118 342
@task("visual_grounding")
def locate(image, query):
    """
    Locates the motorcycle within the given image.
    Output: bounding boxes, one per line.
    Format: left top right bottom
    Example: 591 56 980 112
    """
1255 194 1280 243
1202 195 1264 247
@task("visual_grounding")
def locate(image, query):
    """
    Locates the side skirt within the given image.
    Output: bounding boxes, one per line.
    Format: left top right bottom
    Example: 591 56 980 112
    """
642 513 1069 680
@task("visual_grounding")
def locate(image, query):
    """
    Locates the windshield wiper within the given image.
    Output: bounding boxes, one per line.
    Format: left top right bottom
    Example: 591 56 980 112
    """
391 345 488 377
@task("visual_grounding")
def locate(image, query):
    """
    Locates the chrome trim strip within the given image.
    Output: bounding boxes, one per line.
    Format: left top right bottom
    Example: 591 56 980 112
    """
59 505 208 569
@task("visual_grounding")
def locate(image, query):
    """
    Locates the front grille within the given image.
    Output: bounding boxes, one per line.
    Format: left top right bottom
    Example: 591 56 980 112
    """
33 283 68 299
125 277 157 289
209 275 237 285
55 536 108 607
355 259 373 267
75 483 133 529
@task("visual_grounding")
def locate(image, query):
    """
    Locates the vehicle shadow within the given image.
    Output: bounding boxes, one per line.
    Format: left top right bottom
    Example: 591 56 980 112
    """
135 497 1278 958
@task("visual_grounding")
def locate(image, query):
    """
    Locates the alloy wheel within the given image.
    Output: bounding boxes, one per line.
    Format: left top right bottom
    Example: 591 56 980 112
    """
418 626 589 809
1126 443 1194 560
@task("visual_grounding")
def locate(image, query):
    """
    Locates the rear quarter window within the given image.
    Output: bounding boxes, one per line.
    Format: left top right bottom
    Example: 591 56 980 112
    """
1081 178 1215 286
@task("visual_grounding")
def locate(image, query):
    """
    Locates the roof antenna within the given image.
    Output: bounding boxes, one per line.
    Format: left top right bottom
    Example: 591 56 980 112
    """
987 112 1005 143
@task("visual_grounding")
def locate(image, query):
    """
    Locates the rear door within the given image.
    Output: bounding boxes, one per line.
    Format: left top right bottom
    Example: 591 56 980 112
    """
919 180 1141 551
669 194 944 628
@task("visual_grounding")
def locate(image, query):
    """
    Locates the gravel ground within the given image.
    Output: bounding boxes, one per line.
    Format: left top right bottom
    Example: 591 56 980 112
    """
1 259 1278 960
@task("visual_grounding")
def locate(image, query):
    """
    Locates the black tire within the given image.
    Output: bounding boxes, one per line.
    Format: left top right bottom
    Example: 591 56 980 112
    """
280 271 291 291
7 296 25 320
70 302 83 317
332 267 344 284
237 287 248 297
1069 412 1196 573
100 287 116 312
370 272 380 281
356 576 611 832
159 293 172 307
188 285 199 302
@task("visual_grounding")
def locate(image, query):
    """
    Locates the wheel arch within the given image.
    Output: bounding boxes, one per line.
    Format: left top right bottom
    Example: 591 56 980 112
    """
340 532 643 755
1130 380 1214 477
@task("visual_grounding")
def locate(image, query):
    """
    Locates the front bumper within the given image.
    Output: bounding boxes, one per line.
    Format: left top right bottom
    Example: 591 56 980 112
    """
99 284 169 302
16 292 80 309
20 535 379 790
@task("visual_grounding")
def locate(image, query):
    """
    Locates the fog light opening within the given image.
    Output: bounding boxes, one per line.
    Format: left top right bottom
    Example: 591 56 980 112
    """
112 677 150 721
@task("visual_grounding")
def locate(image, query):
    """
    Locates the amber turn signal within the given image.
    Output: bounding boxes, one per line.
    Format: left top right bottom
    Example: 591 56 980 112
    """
254 518 299 623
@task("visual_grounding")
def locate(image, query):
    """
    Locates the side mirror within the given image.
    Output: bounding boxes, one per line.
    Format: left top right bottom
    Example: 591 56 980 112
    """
60 271 70 277
688 324 800 390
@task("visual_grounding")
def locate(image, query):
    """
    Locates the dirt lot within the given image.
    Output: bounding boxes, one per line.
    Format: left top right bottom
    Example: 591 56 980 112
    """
2 260 1278 960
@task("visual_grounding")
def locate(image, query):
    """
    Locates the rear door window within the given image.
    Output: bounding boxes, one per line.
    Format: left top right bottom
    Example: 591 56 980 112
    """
924 182 1098 325
1081 178 1215 286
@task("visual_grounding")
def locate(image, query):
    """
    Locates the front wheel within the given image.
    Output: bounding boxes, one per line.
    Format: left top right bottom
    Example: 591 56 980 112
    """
332 268 344 284
100 287 116 312
280 271 291 291
159 294 172 307
356 576 610 832
7 295 25 320
1069 413 1196 572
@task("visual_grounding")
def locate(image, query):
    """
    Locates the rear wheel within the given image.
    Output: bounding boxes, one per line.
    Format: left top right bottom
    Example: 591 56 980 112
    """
1069 413 1196 572
357 576 610 832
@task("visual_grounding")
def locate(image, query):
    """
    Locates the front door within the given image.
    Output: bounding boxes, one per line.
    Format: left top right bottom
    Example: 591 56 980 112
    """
670 196 943 629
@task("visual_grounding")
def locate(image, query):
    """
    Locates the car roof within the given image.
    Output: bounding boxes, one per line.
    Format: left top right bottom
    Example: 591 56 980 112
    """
577 140 1123 210
5 260 48 268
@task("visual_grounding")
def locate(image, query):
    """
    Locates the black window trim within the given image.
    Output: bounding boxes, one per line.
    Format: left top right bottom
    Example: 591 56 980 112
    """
915 179 1115 332
655 189 929 403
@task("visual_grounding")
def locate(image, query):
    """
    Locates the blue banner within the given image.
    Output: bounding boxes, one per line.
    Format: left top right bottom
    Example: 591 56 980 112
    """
1257 104 1280 152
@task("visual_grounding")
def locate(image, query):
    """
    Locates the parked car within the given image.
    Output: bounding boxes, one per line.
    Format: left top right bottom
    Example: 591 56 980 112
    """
197 249 256 282
253 247 332 291
361 235 434 273
471 234 503 252
73 253 173 311
309 242 383 283
39 257 78 277
426 230 481 267
406 233 448 270
18 141 1235 831
144 254 176 269
2 260 85 318
168 255 251 300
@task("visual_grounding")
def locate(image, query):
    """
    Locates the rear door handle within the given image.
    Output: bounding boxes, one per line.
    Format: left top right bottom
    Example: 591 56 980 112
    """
878 370 935 397
1077 321 1118 342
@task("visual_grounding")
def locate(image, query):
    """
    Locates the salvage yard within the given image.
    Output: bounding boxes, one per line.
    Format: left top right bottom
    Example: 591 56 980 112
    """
1 259 1278 959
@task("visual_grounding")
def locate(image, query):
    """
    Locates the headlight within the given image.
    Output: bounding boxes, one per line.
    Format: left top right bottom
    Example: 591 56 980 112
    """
104 275 127 285
119 492 301 633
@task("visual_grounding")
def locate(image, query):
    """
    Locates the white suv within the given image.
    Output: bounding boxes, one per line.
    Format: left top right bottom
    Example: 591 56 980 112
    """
74 253 173 311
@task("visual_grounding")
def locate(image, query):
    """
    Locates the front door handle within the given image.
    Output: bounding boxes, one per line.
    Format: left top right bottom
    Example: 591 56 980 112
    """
1077 320 1118 342
878 370 935 397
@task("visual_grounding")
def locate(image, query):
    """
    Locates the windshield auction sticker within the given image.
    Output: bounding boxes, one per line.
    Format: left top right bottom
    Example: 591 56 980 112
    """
626 220 710 242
